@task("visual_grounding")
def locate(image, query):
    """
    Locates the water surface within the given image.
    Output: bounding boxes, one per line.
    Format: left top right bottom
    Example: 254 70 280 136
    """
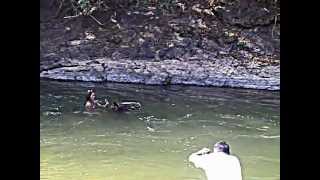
40 80 280 180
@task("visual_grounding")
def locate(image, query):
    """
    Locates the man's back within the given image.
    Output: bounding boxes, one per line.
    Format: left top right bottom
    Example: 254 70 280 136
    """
189 152 242 180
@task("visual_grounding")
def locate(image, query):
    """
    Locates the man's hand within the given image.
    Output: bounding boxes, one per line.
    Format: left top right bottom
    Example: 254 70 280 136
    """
195 148 211 155
189 147 211 168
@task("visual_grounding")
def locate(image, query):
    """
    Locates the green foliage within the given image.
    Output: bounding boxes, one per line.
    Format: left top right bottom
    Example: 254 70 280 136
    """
77 0 90 12
74 0 100 15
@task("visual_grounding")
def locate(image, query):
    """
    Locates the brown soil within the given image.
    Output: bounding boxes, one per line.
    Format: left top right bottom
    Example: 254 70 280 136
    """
40 0 280 69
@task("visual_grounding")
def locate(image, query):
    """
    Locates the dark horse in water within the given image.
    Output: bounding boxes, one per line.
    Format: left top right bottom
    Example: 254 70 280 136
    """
110 101 142 112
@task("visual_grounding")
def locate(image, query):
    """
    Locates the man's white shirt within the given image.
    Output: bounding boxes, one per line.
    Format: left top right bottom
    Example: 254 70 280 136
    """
189 152 242 180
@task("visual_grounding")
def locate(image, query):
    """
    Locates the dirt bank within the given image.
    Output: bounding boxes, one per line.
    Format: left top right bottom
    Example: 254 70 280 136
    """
40 0 280 90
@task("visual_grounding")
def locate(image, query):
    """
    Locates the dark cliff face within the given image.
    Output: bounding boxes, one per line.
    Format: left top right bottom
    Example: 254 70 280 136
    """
41 0 279 61
40 0 280 90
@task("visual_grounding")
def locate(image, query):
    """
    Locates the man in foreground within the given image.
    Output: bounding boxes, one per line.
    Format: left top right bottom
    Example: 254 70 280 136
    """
188 141 242 180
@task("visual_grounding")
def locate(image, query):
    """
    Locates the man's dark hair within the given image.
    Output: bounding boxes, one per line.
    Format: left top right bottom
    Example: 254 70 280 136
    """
214 141 230 154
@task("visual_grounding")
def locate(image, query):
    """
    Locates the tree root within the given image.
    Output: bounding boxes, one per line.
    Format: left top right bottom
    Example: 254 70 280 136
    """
271 14 279 39
54 0 65 18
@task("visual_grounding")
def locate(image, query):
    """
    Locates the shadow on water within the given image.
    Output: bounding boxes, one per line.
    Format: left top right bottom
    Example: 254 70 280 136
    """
40 79 279 180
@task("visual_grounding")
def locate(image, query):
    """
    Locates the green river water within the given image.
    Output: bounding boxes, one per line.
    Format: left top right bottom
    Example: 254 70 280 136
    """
40 80 280 180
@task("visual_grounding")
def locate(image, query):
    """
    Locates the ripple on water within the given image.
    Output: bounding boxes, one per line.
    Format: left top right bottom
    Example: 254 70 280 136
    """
259 135 280 139
178 113 193 120
82 111 101 117
73 111 81 114
43 111 62 116
256 126 270 131
233 134 280 139
53 95 63 99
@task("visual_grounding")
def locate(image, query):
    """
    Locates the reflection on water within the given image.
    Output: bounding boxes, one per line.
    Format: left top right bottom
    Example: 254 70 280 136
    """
40 80 280 180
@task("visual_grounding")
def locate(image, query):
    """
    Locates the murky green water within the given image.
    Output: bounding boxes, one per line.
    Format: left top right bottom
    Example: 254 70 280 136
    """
40 80 280 180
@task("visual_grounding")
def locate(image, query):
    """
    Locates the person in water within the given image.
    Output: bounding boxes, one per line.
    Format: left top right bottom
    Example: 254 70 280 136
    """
84 89 109 111
84 89 141 112
188 141 242 180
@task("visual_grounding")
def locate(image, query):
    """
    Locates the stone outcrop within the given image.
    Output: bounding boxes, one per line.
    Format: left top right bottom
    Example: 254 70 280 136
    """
40 56 279 90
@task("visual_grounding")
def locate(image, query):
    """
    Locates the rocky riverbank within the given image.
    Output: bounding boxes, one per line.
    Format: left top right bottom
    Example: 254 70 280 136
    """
40 0 280 90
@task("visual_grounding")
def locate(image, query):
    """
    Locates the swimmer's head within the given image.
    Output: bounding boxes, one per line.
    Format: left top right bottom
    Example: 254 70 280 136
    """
213 141 230 154
91 92 96 99
86 89 96 102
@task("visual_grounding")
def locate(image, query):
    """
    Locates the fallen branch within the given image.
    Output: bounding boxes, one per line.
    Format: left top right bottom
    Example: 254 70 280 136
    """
89 14 104 26
64 14 82 19
63 12 104 26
